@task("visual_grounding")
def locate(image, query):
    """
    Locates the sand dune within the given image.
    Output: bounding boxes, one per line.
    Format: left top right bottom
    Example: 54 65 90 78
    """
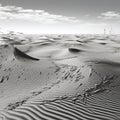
0 34 120 119
14 47 40 61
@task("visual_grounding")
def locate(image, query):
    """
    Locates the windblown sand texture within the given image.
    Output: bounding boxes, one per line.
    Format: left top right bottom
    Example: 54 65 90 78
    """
0 34 120 120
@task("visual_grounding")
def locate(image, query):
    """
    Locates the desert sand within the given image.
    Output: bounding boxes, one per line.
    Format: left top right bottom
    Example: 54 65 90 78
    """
0 33 120 119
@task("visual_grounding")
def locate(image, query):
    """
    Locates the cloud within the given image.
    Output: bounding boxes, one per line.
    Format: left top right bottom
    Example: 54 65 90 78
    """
0 4 80 24
1 4 119 34
98 11 120 20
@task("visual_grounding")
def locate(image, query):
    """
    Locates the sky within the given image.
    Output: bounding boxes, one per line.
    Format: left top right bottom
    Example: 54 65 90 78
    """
0 0 120 34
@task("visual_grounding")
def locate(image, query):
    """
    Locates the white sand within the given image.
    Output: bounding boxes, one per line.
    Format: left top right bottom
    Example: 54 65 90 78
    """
0 34 120 118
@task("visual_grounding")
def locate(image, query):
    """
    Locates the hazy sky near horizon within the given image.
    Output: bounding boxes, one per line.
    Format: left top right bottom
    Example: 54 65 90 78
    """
0 0 120 34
